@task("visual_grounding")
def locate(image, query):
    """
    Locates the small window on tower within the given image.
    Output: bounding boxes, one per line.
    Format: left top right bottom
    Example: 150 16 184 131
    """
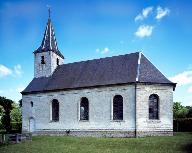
41 56 45 64
30 101 33 107
57 58 59 66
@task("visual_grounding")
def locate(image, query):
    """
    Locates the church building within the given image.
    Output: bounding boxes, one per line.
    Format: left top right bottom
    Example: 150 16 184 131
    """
21 12 176 137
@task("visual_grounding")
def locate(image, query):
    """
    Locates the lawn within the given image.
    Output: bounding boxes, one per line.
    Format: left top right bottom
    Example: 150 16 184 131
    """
0 132 192 153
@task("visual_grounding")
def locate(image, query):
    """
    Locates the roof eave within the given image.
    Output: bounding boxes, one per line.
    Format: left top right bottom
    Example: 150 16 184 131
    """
21 81 176 95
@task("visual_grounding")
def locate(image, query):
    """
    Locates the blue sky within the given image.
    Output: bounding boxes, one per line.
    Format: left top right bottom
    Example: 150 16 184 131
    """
0 0 192 106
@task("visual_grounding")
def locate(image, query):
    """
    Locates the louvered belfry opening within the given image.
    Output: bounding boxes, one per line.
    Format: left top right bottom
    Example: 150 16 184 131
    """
80 97 89 120
113 95 123 120
149 94 159 120
52 99 59 121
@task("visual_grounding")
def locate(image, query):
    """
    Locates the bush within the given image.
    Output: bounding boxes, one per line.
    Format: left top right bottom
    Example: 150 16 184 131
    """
0 122 22 134
174 118 192 132
11 122 22 131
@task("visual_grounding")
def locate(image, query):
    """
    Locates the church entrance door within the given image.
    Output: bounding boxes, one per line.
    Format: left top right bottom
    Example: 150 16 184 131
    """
29 118 35 132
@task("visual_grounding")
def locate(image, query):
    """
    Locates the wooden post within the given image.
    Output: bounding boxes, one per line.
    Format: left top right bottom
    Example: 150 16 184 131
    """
2 134 6 143
16 134 19 143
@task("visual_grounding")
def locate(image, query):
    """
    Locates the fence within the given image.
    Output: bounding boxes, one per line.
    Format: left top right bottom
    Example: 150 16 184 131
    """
173 118 192 132
0 133 32 144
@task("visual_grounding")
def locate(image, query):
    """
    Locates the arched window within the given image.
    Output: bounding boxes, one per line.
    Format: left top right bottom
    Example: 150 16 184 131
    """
149 94 159 120
113 95 123 120
30 101 33 107
80 97 89 120
52 99 59 121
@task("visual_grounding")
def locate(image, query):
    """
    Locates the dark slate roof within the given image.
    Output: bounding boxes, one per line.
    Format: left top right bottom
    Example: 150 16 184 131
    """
138 54 171 83
22 52 176 94
34 17 64 59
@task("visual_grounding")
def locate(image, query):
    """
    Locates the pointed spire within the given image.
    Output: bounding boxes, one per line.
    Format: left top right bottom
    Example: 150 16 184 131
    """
48 6 51 19
34 8 64 59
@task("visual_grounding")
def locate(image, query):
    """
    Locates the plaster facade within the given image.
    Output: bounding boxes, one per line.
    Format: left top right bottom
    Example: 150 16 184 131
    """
22 84 173 137
34 51 64 78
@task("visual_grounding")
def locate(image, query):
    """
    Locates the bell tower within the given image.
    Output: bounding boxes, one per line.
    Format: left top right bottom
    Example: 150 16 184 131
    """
34 8 64 78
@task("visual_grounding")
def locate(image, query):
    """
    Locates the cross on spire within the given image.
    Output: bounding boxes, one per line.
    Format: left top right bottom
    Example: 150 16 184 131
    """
34 7 64 59
47 5 51 19
48 7 51 18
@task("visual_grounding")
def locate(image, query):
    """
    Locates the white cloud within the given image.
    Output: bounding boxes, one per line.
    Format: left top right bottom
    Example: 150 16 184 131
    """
135 6 153 21
96 47 110 54
135 15 143 21
135 25 154 38
156 6 170 20
169 70 192 86
14 64 23 76
101 48 109 54
0 64 12 77
0 64 23 78
16 86 25 92
188 86 192 93
96 48 100 53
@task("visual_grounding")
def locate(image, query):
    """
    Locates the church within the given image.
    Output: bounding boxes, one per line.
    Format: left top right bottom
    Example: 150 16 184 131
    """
21 11 176 137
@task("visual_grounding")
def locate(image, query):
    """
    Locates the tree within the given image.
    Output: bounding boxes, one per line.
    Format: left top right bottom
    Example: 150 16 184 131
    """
0 96 13 133
11 102 22 123
18 99 22 108
10 102 22 131
186 106 192 118
0 105 3 118
173 102 190 119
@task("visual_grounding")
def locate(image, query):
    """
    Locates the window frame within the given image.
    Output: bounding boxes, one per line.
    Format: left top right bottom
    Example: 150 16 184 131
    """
79 97 89 121
112 95 123 121
148 94 159 120
50 99 59 122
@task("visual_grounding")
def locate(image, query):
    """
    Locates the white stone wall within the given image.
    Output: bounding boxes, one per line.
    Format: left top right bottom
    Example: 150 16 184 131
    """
34 52 64 78
22 85 136 133
136 84 173 136
22 84 173 137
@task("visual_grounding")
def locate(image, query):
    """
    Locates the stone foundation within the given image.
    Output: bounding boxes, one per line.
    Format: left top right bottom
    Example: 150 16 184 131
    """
32 130 136 138
136 130 173 137
28 130 173 138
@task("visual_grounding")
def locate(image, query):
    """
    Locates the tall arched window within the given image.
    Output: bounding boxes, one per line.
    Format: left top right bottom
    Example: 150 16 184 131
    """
149 94 159 120
52 99 59 121
113 95 123 120
80 97 89 120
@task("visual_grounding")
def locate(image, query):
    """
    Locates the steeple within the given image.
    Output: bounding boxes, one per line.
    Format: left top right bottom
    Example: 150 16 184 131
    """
33 8 64 78
34 8 64 59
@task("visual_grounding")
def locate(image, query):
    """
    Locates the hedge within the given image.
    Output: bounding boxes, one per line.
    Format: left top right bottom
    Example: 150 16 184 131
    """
173 118 192 132
0 122 22 134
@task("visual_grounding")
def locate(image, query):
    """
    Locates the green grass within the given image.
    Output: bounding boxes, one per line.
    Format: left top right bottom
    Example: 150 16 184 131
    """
0 132 192 153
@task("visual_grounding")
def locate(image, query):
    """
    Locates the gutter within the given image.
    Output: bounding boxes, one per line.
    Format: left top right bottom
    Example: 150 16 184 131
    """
135 52 142 138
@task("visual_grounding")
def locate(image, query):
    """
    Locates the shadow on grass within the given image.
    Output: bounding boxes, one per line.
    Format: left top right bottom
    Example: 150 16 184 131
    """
182 143 192 153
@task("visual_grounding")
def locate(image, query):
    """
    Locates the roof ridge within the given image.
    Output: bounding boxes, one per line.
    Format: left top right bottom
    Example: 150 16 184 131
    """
60 52 140 66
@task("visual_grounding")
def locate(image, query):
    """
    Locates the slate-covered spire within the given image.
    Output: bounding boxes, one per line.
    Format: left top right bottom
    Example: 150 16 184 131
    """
34 8 64 59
